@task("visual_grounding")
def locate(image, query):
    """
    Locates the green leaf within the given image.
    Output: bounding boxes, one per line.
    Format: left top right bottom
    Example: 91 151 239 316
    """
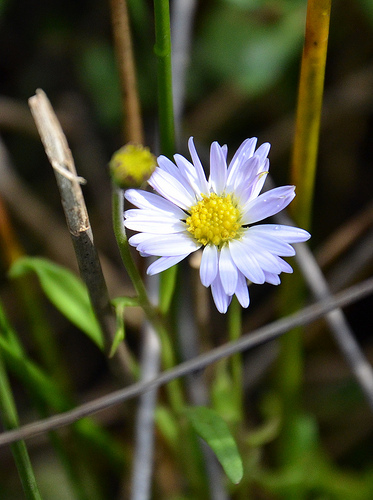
9 257 104 350
185 406 243 484
110 297 138 358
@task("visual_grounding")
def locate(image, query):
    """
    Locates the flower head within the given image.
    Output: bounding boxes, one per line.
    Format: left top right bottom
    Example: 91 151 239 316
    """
124 137 310 313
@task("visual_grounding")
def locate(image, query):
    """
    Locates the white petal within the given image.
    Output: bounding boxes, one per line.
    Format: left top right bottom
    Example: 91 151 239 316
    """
209 141 227 194
157 155 197 196
125 189 186 218
128 232 155 248
188 137 209 194
124 218 186 234
200 244 218 287
125 208 180 220
137 233 201 256
242 186 296 224
211 274 232 314
218 246 238 295
228 239 265 284
149 168 196 211
147 255 187 275
234 271 250 308
251 224 311 243
173 154 201 195
244 230 296 257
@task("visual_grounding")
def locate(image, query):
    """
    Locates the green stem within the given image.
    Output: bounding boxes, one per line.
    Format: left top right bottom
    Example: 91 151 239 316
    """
228 296 243 422
112 186 184 413
153 0 179 313
0 354 42 500
153 0 175 158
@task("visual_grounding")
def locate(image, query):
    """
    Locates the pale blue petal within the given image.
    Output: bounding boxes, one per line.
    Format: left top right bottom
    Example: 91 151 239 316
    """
234 271 250 308
248 159 270 201
124 208 181 221
274 255 293 273
137 233 201 256
264 271 281 285
228 239 266 284
219 246 238 295
243 240 283 274
209 141 227 194
200 244 218 287
211 274 232 314
254 142 271 161
241 186 295 224
251 224 311 243
227 138 257 178
244 229 296 257
156 156 195 195
125 189 186 218
147 255 187 275
188 137 209 194
230 156 261 199
149 168 195 211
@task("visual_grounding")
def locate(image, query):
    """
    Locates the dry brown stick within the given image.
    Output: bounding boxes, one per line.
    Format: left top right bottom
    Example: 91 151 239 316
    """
110 0 144 144
28 89 133 378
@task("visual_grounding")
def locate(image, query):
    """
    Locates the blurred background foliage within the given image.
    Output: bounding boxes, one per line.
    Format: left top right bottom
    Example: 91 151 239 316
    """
1 0 373 498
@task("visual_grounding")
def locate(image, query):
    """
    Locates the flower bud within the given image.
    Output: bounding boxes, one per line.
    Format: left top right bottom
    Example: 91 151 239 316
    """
109 144 156 188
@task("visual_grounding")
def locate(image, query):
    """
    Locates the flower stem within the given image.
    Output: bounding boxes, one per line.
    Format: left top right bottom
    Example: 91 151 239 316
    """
228 296 243 422
0 354 42 500
112 187 184 412
153 0 175 158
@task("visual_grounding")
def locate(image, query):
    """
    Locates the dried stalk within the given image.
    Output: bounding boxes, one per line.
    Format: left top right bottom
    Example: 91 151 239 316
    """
28 89 132 377
110 0 144 144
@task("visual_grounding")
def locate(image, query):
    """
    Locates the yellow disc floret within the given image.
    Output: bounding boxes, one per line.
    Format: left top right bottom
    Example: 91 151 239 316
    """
186 193 241 247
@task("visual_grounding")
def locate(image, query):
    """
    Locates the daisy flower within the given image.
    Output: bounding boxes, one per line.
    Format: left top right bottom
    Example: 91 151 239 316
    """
124 137 311 313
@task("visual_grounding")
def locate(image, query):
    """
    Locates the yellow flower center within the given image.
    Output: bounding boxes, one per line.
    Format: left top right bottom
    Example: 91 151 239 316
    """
186 193 241 247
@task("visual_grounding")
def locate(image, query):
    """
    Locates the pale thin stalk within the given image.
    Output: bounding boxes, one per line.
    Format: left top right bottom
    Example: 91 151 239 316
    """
0 355 42 500
171 0 197 143
1 277 372 448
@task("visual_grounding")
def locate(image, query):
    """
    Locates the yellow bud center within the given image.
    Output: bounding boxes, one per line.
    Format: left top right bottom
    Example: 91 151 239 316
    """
186 193 241 247
110 144 156 188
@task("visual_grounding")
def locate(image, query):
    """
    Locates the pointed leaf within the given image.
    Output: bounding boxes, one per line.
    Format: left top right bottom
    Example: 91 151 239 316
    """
9 257 104 349
185 406 243 484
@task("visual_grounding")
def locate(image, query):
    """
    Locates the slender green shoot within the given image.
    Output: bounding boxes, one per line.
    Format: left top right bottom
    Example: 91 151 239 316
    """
0 354 42 500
